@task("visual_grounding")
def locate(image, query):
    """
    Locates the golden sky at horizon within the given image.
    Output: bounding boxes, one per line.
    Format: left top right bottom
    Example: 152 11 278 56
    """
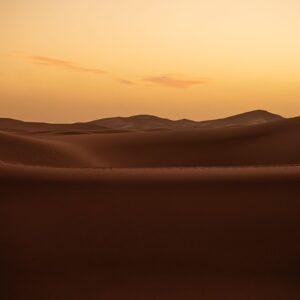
1 0 300 122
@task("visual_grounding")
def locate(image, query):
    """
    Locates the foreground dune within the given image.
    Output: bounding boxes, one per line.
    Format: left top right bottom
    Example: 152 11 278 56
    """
1 163 300 299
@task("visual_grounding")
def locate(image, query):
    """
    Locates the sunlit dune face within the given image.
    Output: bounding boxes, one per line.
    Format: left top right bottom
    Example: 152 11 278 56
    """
1 0 300 122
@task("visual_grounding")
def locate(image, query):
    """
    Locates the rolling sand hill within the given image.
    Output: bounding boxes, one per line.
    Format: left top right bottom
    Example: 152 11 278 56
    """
87 110 284 130
0 109 284 132
1 110 300 299
0 118 109 132
0 116 299 168
197 109 283 127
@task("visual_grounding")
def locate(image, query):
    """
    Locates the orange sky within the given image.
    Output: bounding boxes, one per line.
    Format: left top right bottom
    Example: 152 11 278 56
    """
1 0 300 122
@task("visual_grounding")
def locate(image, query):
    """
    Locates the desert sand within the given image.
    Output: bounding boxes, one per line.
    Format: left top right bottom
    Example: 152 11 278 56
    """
1 112 300 299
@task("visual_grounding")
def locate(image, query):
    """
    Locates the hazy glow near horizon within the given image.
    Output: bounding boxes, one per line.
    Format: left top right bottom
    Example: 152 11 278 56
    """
1 0 300 122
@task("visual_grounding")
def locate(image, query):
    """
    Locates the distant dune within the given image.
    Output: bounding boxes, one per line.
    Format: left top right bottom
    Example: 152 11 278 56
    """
0 110 284 133
197 109 283 127
0 118 108 132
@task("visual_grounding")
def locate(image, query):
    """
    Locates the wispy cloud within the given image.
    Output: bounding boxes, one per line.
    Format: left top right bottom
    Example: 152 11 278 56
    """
13 52 208 88
144 75 208 88
116 79 135 85
20 53 107 75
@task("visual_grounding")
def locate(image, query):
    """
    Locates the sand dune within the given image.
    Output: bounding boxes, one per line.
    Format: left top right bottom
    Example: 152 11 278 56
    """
0 118 107 132
0 116 299 168
87 110 284 129
1 164 300 299
0 130 98 167
59 116 300 168
1 111 300 299
0 110 284 133
198 109 283 127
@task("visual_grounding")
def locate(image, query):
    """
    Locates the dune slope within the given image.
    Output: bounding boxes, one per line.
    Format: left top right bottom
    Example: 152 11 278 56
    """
0 130 97 167
1 164 300 299
0 117 299 168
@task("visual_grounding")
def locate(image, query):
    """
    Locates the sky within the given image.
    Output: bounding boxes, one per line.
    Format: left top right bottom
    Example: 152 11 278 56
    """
1 0 300 122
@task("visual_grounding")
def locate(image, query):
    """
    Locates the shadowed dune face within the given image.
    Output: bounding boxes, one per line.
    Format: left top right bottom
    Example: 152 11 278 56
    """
0 117 299 168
